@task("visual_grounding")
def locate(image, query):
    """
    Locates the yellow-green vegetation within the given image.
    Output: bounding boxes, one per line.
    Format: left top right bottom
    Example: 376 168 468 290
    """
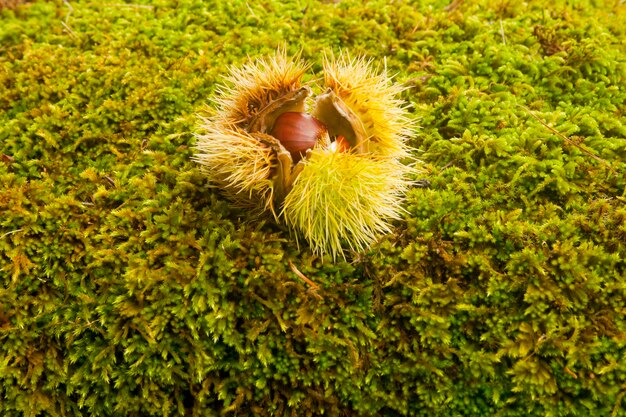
1 0 625 416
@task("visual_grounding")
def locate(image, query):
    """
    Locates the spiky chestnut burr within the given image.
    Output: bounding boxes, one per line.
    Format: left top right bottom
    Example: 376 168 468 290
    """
193 124 277 212
281 147 412 260
194 51 313 215
316 54 413 158
194 50 415 259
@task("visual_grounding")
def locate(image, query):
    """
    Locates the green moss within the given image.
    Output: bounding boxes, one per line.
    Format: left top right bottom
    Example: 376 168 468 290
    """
1 0 625 416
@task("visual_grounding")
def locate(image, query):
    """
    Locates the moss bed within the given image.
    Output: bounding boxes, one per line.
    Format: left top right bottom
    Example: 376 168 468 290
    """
1 0 625 416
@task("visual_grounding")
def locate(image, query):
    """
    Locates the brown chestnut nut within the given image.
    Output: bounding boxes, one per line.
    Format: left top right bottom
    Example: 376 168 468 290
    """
270 112 326 163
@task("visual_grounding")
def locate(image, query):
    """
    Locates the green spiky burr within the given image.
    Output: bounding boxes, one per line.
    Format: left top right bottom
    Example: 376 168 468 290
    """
193 49 416 259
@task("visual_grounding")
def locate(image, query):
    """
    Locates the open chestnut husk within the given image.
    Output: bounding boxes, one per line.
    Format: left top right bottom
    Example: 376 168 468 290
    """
194 50 414 260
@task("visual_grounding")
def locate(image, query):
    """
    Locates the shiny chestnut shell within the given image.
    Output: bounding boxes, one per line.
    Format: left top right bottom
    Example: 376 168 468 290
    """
270 112 326 163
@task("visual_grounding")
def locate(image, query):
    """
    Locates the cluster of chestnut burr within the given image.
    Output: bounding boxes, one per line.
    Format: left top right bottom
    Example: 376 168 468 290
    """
194 50 414 260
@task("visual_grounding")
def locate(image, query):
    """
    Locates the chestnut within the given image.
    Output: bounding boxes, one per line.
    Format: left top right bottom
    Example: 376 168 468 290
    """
331 135 350 153
270 112 326 163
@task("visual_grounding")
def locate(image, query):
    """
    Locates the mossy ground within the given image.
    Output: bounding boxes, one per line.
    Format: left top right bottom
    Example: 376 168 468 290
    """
1 0 625 416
